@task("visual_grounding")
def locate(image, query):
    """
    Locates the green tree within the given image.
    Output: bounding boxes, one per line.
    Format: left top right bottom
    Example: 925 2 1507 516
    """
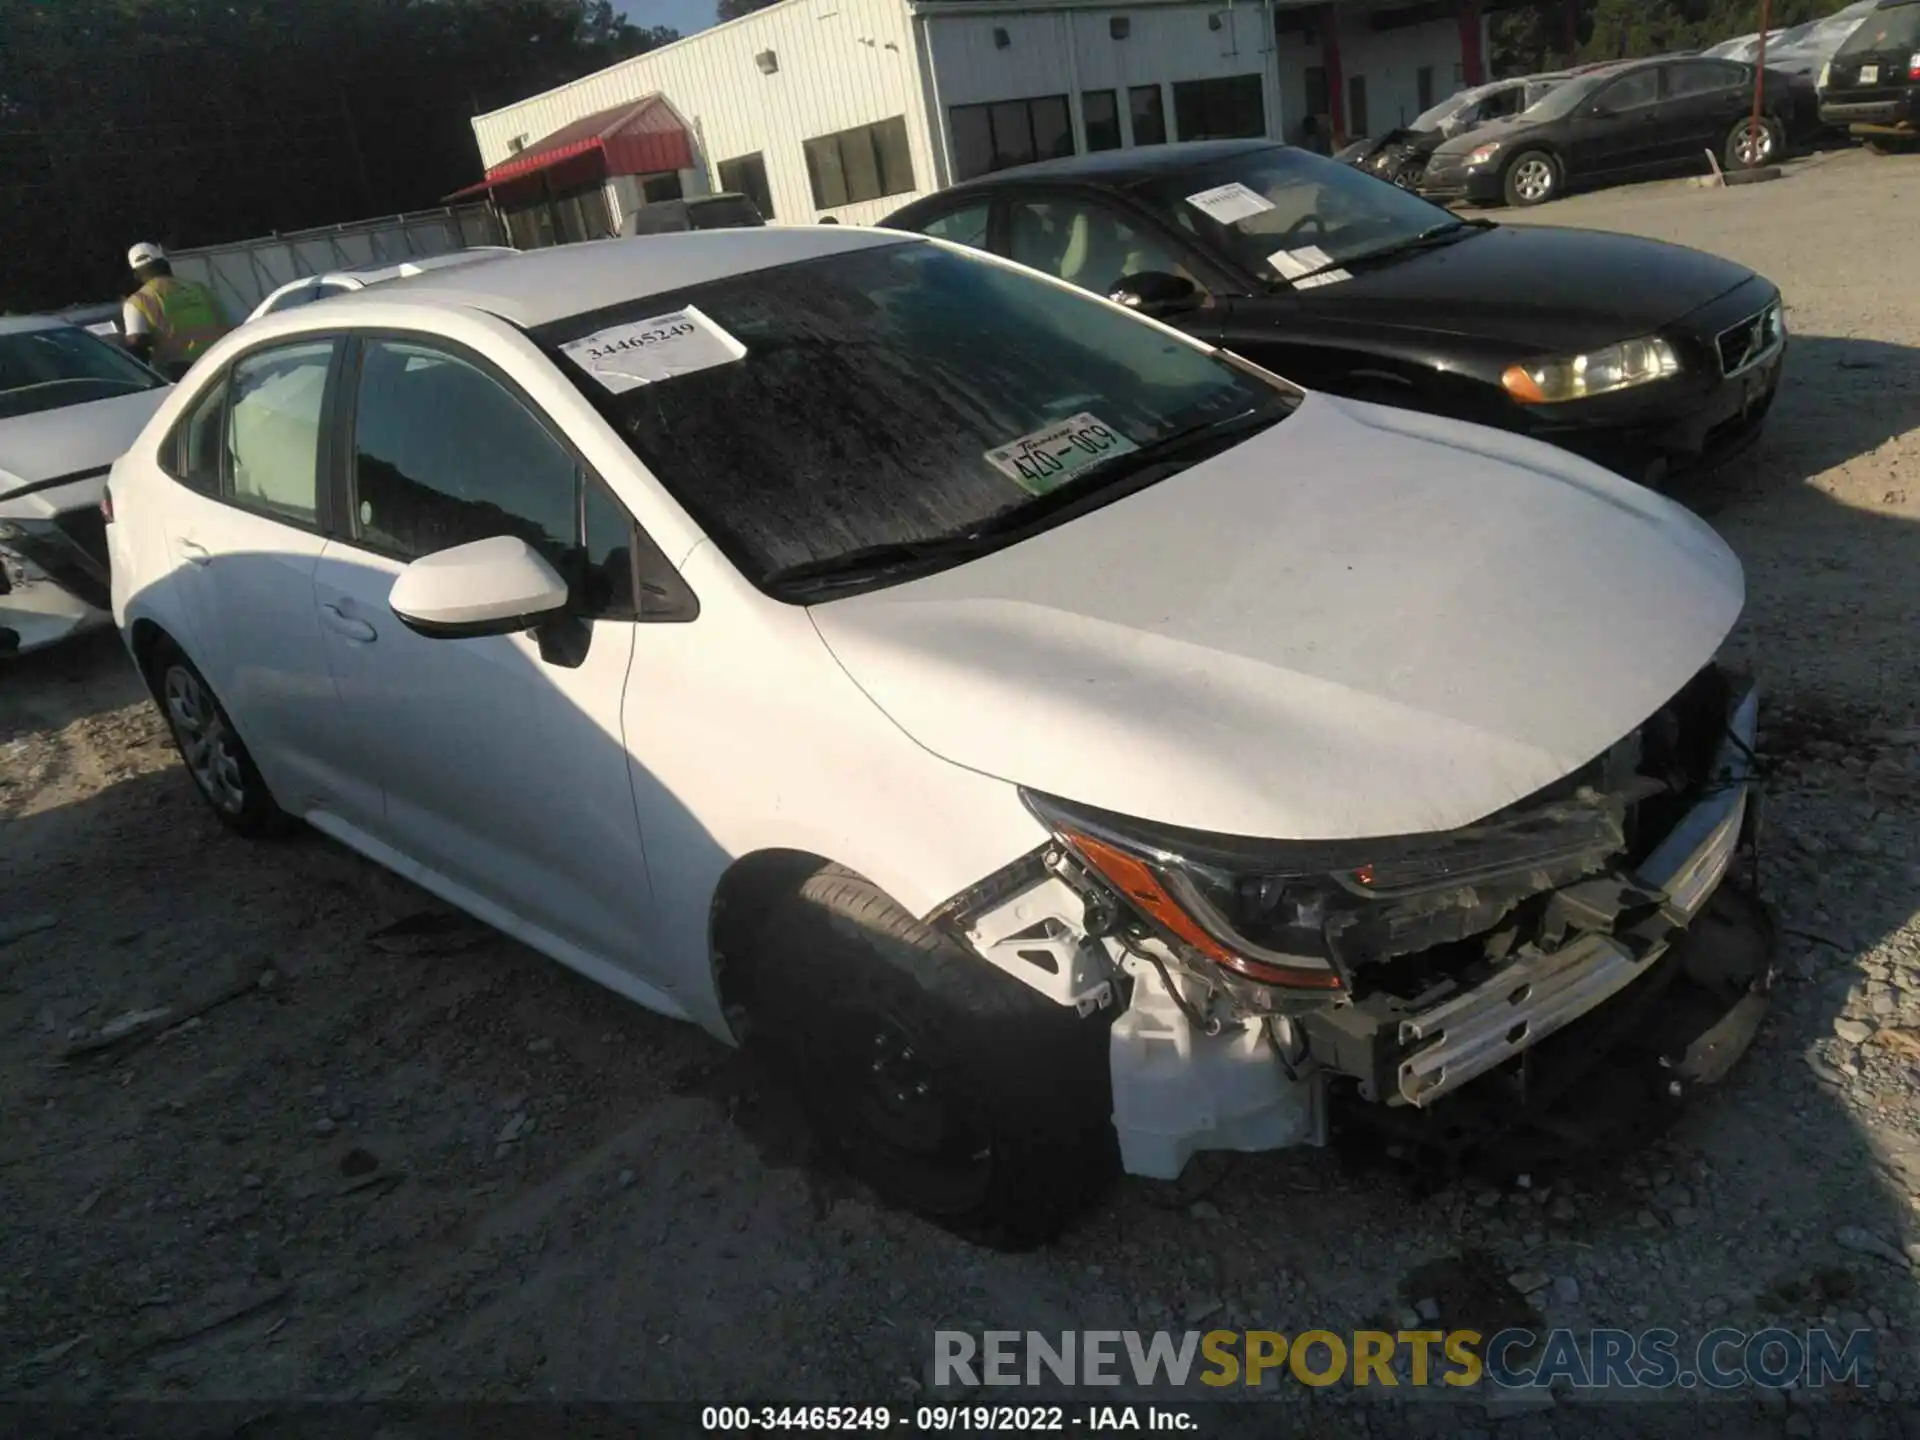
0 0 678 311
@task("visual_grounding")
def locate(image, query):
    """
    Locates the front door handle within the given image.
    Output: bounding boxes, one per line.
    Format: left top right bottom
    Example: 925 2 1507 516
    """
319 603 377 643
177 538 211 567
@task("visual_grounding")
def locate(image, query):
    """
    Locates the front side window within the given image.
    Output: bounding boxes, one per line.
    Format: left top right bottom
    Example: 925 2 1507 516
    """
1148 145 1466 286
1006 198 1198 296
950 95 1073 181
226 341 334 525
1173 74 1267 141
348 340 577 563
0 325 165 421
803 117 916 209
533 240 1294 596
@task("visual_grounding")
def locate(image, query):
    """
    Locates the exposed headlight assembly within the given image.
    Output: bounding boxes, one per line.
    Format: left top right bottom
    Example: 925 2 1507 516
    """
1023 790 1627 995
1501 335 1681 404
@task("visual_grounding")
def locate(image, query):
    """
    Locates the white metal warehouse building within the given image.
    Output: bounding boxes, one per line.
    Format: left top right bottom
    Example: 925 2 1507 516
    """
460 0 1494 238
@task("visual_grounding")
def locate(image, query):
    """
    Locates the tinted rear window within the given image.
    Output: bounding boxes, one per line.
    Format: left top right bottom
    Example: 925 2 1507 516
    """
1837 2 1920 53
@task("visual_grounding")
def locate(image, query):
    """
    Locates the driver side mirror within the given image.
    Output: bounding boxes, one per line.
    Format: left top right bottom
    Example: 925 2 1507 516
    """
388 534 570 640
1109 271 1202 320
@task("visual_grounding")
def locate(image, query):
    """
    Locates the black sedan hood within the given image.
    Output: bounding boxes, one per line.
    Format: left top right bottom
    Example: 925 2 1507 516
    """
1285 224 1756 350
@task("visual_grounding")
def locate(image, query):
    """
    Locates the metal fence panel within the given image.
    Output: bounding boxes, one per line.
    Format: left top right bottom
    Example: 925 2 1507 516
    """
169 205 504 318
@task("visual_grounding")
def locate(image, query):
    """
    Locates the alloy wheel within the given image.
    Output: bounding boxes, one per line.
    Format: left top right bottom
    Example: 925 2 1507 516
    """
1734 121 1774 167
163 664 247 815
1513 158 1555 203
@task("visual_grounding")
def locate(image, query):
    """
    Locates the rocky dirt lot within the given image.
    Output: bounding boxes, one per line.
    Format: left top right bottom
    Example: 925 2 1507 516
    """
3 147 1919 1434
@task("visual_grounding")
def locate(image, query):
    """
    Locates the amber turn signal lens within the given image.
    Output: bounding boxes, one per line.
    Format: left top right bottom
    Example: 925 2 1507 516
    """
1062 831 1344 991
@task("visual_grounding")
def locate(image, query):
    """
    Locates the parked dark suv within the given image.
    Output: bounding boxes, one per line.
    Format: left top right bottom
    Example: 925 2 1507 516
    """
1819 0 1920 151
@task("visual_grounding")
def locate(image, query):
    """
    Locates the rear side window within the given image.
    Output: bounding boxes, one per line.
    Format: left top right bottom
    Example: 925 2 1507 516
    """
1664 61 1747 97
167 376 230 494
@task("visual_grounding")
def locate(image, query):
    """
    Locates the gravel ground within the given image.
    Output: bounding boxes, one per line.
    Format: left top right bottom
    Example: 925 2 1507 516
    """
3 147 1919 1433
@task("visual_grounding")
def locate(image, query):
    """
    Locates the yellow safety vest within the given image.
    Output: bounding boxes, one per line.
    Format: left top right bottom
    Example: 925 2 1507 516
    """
129 276 230 369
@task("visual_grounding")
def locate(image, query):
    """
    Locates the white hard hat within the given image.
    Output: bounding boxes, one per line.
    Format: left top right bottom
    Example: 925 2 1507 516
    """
127 242 167 268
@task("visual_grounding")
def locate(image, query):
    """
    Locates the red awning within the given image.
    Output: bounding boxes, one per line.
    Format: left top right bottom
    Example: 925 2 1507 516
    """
446 94 694 200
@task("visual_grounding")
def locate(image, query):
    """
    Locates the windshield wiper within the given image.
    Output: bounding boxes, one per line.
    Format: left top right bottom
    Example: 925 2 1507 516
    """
1331 220 1480 272
764 404 1291 595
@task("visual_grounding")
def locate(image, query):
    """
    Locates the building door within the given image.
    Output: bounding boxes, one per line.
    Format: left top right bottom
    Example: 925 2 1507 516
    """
1347 74 1370 139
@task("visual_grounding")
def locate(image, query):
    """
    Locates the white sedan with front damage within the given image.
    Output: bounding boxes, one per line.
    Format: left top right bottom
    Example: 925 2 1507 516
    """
103 227 1770 1246
1 316 171 656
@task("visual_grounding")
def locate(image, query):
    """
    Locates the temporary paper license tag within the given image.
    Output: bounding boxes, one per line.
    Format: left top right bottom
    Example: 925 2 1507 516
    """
1266 244 1334 280
1294 268 1353 290
984 413 1137 495
560 305 745 394
1184 182 1275 226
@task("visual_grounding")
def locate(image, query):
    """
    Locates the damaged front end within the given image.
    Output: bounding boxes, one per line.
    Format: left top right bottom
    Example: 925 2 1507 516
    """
942 664 1774 1180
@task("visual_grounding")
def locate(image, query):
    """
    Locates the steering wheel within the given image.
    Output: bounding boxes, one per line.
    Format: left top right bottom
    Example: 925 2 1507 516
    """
1277 214 1327 247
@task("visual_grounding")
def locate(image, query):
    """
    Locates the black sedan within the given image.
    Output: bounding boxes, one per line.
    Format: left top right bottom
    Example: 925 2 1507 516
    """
1421 55 1797 208
881 140 1785 486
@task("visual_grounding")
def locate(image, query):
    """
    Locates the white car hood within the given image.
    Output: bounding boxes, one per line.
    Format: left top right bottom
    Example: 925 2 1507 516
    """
0 387 169 499
809 395 1745 841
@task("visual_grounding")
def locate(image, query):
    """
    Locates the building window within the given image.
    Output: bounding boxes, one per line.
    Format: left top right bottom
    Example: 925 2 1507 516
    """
1083 90 1122 151
1417 65 1435 112
641 172 683 203
1128 83 1167 146
1172 74 1265 141
949 95 1073 181
1347 74 1370 139
718 152 775 219
803 116 915 210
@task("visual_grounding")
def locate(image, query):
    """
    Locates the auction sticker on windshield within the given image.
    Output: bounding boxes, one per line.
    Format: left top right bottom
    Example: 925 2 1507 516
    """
559 305 746 394
1185 182 1275 226
1267 245 1334 280
984 413 1137 494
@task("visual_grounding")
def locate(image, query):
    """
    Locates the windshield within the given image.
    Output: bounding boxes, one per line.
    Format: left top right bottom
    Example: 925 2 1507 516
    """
533 240 1294 597
0 325 164 420
1518 70 1609 121
1144 147 1470 286
1837 1 1920 55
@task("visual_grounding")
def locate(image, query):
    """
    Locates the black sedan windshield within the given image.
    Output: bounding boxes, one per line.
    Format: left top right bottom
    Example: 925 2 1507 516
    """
1143 147 1470 287
0 325 164 420
534 240 1294 595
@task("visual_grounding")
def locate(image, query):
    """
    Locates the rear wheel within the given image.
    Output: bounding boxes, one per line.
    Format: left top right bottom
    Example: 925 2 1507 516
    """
747 864 1117 1248
1725 115 1782 170
151 640 290 836
1502 150 1561 208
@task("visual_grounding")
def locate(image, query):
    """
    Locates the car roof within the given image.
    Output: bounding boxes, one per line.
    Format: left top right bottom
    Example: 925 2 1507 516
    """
956 139 1283 188
320 248 521 289
330 227 907 329
0 315 73 336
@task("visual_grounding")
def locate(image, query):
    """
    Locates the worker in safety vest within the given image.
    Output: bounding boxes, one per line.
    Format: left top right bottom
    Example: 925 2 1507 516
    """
122 242 231 380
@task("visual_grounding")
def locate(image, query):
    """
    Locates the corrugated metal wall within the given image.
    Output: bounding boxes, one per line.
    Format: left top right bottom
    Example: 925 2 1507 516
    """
471 0 934 227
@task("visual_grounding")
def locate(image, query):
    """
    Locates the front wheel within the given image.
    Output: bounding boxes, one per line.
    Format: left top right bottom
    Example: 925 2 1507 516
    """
151 641 290 837
1502 150 1561 207
1726 116 1782 170
747 864 1117 1248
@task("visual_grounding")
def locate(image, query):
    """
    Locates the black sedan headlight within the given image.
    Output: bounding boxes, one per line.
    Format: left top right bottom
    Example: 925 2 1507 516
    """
1023 789 1627 993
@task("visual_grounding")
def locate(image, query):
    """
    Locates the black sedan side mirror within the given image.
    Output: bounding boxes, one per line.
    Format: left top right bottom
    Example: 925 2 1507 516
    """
1109 271 1202 320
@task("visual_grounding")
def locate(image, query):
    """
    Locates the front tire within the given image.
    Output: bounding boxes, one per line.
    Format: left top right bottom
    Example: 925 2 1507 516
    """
747 864 1117 1248
1502 150 1561 207
151 640 289 837
1726 116 1783 170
